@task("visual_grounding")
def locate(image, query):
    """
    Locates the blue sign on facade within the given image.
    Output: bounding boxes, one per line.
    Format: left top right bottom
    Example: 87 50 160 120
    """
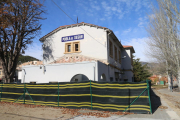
61 34 84 42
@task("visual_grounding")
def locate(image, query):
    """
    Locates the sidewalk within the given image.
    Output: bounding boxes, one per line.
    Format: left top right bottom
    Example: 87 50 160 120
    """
157 88 180 97
70 88 180 120
156 88 180 117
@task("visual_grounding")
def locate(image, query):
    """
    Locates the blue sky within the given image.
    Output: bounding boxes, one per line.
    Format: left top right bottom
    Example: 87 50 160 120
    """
25 0 156 62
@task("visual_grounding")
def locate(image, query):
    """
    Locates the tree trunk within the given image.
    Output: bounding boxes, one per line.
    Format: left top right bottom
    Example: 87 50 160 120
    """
167 71 171 90
4 72 14 83
178 70 180 91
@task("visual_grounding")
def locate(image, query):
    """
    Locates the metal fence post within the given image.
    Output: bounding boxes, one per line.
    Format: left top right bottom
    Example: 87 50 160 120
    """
58 82 59 107
23 83 26 104
146 80 152 114
90 80 92 110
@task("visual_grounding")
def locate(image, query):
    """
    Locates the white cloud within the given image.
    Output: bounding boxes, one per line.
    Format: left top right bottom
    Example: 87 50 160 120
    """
122 37 150 62
138 17 147 27
73 0 150 22
100 18 105 21
61 1 66 6
114 31 119 35
121 28 132 35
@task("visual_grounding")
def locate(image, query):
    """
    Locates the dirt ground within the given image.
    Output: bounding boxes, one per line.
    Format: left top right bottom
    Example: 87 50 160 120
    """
0 102 132 120
0 102 74 120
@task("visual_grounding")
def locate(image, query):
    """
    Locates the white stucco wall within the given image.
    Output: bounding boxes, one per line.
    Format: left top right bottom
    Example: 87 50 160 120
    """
20 61 98 83
43 26 107 64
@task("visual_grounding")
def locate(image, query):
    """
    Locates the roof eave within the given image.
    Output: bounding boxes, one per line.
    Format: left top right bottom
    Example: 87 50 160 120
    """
39 22 110 42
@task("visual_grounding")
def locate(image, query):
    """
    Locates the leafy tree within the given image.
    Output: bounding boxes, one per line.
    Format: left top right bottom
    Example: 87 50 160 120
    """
133 56 152 82
0 0 45 83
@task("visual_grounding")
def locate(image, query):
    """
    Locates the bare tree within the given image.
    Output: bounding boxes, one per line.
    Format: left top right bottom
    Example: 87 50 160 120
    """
0 0 45 83
146 0 180 90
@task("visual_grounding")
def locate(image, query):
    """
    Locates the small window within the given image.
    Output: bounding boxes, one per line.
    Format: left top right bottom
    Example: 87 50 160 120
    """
109 40 113 58
124 79 128 81
73 42 80 52
68 45 71 52
115 46 117 61
65 43 72 53
75 44 78 51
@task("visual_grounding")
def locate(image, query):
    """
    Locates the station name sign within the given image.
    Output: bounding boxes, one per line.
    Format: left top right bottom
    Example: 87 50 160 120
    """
61 34 84 42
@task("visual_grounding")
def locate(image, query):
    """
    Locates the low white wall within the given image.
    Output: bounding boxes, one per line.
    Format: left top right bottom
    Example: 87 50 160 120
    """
21 61 98 83
18 71 22 80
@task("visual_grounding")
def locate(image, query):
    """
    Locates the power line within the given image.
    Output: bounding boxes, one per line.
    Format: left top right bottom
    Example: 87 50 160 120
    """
51 0 106 47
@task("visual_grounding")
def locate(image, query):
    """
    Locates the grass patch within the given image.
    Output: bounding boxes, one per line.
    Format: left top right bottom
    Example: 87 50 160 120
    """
151 84 168 89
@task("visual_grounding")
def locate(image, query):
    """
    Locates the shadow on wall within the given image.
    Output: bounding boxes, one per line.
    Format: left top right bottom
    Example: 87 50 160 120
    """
43 37 54 62
150 88 161 114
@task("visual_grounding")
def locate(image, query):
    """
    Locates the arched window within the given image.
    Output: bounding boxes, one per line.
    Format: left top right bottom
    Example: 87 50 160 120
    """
100 74 106 81
70 74 89 82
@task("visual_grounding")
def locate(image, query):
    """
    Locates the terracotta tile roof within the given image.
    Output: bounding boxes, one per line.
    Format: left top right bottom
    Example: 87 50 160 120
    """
39 22 111 41
123 45 135 53
18 61 43 68
50 54 109 65
123 45 133 48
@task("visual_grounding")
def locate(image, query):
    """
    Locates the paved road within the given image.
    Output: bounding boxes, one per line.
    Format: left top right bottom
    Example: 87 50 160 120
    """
70 88 180 120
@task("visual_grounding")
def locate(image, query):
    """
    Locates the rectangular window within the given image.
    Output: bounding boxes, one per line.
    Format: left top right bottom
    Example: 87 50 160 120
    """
73 42 80 52
109 40 113 58
119 50 121 64
115 46 117 61
75 44 78 51
68 45 71 52
65 43 72 53
65 42 81 53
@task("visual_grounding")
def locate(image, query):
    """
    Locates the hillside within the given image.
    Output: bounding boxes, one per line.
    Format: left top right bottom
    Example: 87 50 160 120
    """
18 55 40 64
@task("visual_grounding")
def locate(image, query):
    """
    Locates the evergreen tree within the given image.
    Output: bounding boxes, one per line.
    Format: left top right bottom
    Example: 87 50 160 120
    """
133 56 151 82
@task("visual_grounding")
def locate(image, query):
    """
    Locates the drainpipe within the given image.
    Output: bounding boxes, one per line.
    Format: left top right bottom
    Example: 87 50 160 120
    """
94 62 96 81
107 30 112 81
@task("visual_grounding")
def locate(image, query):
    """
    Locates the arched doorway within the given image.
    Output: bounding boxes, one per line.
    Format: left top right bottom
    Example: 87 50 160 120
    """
100 74 106 81
70 74 89 82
